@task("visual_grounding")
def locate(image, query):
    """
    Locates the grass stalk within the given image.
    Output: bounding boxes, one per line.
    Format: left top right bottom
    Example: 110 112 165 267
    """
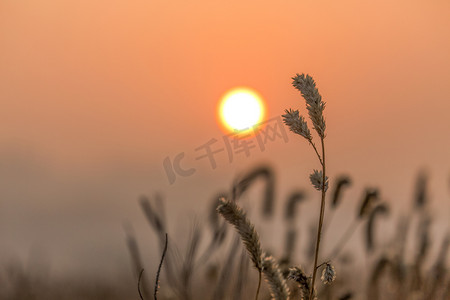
255 271 262 300
138 269 145 300
154 233 168 300
310 137 326 300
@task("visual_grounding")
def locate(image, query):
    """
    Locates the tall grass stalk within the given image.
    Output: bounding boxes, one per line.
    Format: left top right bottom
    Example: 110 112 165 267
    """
283 73 328 300
310 137 326 300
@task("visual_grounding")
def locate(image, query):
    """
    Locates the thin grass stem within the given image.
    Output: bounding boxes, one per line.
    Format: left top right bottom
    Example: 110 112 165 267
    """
154 233 168 300
138 269 145 300
255 270 262 300
309 140 323 166
310 137 327 300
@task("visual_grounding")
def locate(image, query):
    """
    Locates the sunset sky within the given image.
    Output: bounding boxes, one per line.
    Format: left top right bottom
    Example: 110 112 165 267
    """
1 0 449 280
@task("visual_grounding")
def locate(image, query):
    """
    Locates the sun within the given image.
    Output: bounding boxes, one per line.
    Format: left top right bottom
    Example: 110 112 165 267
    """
218 87 266 135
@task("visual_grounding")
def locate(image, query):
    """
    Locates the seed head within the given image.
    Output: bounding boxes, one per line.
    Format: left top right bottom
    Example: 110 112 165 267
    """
216 198 263 271
310 169 328 192
321 263 336 285
291 74 326 138
282 109 312 140
262 256 290 300
288 266 308 284
288 267 313 299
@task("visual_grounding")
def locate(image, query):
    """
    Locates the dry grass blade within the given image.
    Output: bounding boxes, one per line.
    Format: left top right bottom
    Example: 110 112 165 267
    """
262 256 290 300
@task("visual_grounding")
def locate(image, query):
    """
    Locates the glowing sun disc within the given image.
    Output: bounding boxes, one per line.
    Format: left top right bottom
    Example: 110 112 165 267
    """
218 87 266 134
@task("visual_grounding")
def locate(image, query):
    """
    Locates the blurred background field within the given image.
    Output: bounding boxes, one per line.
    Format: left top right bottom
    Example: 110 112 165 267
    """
1 165 448 299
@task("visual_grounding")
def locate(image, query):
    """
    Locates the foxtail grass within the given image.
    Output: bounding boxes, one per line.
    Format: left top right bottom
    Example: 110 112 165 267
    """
233 248 250 300
283 73 328 299
262 255 291 300
217 198 263 300
288 267 313 300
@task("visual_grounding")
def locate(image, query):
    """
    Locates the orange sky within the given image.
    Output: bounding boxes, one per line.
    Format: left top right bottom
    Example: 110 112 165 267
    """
1 0 449 278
